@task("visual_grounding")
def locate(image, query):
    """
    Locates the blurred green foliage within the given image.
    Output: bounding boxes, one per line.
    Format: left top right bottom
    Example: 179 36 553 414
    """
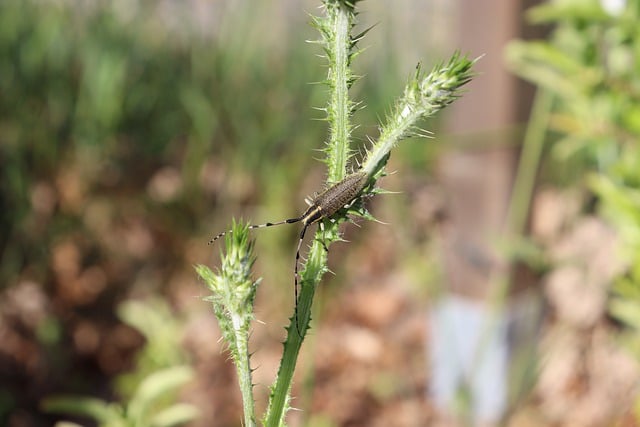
114 298 188 397
43 365 198 427
0 0 325 285
507 0 640 364
0 0 428 287
42 298 197 427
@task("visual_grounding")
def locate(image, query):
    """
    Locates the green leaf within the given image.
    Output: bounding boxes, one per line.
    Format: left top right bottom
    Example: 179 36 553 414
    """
194 264 215 285
505 41 599 99
132 365 194 404
149 403 200 427
526 0 608 23
42 396 123 423
610 298 640 331
128 366 194 421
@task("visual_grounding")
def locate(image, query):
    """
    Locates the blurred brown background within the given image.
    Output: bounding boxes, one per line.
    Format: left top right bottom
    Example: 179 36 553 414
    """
2 0 639 426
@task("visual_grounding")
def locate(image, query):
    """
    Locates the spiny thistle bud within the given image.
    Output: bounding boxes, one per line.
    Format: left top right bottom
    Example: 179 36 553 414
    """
195 220 259 426
196 221 258 350
361 52 477 180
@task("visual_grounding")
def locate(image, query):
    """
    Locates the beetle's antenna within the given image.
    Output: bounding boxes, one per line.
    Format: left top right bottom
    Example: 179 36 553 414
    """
208 216 303 245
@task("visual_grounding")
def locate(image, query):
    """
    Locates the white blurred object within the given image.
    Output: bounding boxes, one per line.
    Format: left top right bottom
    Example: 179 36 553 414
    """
429 296 508 425
601 0 626 15
428 293 542 426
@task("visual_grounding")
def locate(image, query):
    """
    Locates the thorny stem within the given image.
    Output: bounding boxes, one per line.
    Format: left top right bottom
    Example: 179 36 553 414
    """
265 1 363 425
264 240 327 427
234 328 255 427
316 0 359 183
325 6 350 182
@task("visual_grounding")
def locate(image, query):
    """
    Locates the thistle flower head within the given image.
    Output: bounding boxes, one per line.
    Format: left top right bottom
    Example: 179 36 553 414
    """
403 52 475 119
360 52 477 179
195 220 259 352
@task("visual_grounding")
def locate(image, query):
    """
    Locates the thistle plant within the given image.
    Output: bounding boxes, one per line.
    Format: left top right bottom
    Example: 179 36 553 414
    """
198 1 475 426
195 221 258 427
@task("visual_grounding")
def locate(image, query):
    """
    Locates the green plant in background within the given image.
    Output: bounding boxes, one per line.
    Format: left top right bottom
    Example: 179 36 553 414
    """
0 0 328 287
42 299 198 427
197 1 475 426
506 0 640 407
42 365 197 427
114 299 189 397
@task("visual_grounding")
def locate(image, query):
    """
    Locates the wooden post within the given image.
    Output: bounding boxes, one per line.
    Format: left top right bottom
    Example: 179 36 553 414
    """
429 0 543 424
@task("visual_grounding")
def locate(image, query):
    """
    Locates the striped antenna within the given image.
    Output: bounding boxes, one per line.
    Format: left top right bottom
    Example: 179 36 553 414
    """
208 216 303 245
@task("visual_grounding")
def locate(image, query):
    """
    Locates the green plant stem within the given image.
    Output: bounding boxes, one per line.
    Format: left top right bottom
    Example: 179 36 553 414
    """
506 88 553 236
326 3 352 183
472 88 553 379
264 241 327 427
361 103 421 179
234 323 256 427
264 3 359 423
492 88 552 310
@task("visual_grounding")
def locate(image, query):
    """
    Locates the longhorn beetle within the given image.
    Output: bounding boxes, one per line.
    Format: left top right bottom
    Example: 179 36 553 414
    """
209 171 369 335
